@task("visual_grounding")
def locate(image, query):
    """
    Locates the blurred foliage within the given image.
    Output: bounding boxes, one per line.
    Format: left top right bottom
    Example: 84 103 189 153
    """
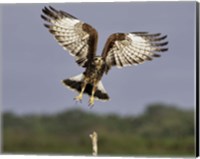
2 103 195 156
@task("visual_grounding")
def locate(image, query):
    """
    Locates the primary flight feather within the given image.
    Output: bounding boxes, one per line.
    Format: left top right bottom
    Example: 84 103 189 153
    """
41 6 168 107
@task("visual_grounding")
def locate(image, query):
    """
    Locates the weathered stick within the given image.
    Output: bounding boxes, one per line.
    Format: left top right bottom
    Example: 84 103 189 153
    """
89 131 98 156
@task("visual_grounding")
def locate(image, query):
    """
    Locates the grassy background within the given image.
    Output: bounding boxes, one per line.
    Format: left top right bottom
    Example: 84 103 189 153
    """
2 103 195 157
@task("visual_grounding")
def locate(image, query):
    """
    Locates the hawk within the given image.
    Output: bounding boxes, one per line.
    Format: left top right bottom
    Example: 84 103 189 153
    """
41 6 168 107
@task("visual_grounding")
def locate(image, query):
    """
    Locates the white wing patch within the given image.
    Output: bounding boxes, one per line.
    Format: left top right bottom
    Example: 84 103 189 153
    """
104 32 168 69
41 6 98 67
59 18 79 27
128 34 147 43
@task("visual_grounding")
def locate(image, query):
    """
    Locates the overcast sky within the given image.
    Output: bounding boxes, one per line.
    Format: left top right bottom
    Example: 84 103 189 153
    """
1 2 197 116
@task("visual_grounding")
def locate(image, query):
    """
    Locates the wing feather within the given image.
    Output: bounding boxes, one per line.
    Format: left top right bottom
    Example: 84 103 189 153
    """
41 6 98 67
102 32 168 72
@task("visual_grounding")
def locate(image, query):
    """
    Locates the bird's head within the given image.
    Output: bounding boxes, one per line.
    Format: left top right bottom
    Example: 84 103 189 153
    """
94 56 104 66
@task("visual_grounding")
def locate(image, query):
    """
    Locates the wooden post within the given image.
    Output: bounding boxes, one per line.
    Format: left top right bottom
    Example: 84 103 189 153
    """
89 131 98 156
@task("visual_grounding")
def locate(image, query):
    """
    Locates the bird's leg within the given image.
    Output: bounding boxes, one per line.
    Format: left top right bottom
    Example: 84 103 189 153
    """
89 80 98 107
74 79 87 102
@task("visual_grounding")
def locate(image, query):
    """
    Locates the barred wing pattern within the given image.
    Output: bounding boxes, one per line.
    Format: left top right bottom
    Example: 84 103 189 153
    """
41 6 98 67
102 32 168 72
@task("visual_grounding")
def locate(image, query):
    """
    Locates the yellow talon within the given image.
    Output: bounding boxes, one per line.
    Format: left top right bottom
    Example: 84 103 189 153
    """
74 94 83 102
89 96 95 107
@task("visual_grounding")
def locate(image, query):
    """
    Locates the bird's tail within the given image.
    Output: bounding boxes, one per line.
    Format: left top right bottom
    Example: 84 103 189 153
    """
62 74 110 101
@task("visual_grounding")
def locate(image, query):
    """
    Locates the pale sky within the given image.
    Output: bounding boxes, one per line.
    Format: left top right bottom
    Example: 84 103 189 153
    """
1 2 197 115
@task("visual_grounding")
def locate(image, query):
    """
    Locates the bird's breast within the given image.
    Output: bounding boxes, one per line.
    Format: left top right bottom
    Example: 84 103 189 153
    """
84 63 105 82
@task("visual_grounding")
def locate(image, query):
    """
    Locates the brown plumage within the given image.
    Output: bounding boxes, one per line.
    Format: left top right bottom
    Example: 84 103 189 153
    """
41 6 168 107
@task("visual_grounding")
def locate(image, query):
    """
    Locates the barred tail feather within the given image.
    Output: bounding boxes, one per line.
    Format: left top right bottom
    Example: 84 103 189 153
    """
62 74 84 93
95 81 109 101
62 74 109 101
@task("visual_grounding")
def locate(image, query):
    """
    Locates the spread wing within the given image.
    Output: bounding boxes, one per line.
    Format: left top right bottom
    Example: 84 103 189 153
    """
101 32 168 73
41 6 98 67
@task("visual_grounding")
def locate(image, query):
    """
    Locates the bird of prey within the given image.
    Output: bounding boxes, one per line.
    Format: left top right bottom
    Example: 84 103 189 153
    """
41 6 168 107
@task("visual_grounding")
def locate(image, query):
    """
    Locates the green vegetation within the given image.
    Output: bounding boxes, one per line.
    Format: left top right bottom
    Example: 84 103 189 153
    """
2 103 195 156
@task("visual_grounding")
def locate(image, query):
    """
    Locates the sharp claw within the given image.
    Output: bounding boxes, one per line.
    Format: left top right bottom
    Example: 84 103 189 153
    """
74 94 82 103
88 104 94 109
74 98 82 103
88 103 94 108
88 97 95 108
